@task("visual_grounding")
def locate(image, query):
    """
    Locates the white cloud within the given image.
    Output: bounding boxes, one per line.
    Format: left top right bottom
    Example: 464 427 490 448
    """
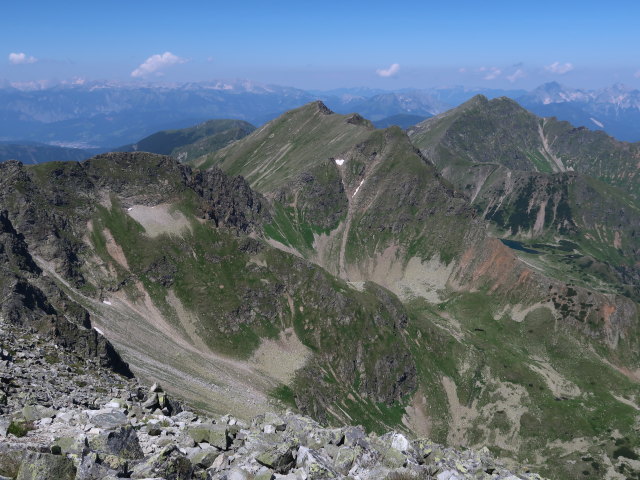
483 67 501 80
458 67 467 73
545 61 574 75
376 63 400 77
507 68 526 83
634 70 640 79
131 52 186 78
8 52 37 64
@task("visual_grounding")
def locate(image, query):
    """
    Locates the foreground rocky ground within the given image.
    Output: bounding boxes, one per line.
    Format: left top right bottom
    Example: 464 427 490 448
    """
0 322 546 480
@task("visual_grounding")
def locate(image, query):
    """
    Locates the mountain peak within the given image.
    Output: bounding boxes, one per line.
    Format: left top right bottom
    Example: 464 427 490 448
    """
461 93 489 107
288 100 335 118
312 100 333 115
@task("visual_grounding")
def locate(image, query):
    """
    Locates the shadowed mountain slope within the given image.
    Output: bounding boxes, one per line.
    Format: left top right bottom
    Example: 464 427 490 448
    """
117 118 255 163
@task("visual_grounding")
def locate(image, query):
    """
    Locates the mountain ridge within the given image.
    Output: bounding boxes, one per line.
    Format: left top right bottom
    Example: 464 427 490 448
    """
3 80 640 149
116 118 256 162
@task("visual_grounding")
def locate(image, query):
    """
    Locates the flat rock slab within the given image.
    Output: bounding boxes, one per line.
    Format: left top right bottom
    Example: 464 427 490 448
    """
91 411 129 429
187 424 230 450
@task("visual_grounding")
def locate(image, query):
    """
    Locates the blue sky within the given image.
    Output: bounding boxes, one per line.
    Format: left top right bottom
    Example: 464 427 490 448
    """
2 0 639 90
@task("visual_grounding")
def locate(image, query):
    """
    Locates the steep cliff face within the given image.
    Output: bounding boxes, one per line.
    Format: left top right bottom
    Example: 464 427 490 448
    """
0 209 132 377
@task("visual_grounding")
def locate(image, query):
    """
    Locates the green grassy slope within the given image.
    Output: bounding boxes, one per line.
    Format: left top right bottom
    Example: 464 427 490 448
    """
194 101 375 192
118 119 255 162
409 96 640 305
406 293 640 479
410 95 639 199
1 153 417 434
2 102 638 479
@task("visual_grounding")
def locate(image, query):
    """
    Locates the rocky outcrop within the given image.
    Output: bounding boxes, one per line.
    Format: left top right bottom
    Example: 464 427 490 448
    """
275 162 348 231
0 209 132 377
189 167 270 233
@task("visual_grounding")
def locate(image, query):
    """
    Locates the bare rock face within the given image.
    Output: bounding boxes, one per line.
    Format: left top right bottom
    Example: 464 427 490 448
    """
0 209 132 377
189 166 270 233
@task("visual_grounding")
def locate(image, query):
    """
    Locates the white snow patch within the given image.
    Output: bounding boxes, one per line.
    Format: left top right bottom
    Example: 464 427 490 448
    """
102 300 112 306
334 158 345 166
352 179 364 197
590 117 604 128
127 207 133 211
93 327 104 335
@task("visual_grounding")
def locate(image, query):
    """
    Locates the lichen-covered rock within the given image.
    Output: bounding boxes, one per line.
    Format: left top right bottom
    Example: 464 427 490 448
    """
75 452 121 480
333 446 361 474
131 445 193 480
256 443 297 474
16 452 76 480
88 425 143 459
52 435 88 456
89 410 128 429
188 446 219 469
187 424 230 450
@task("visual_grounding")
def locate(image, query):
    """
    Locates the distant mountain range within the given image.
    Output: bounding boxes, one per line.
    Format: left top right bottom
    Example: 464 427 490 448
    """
2 80 639 150
519 82 640 141
0 80 314 148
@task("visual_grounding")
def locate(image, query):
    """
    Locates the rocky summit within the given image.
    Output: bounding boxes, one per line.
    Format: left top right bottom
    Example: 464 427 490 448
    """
0 324 544 480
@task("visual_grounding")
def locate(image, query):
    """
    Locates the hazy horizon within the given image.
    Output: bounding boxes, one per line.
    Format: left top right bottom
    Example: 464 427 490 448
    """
3 1 640 91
